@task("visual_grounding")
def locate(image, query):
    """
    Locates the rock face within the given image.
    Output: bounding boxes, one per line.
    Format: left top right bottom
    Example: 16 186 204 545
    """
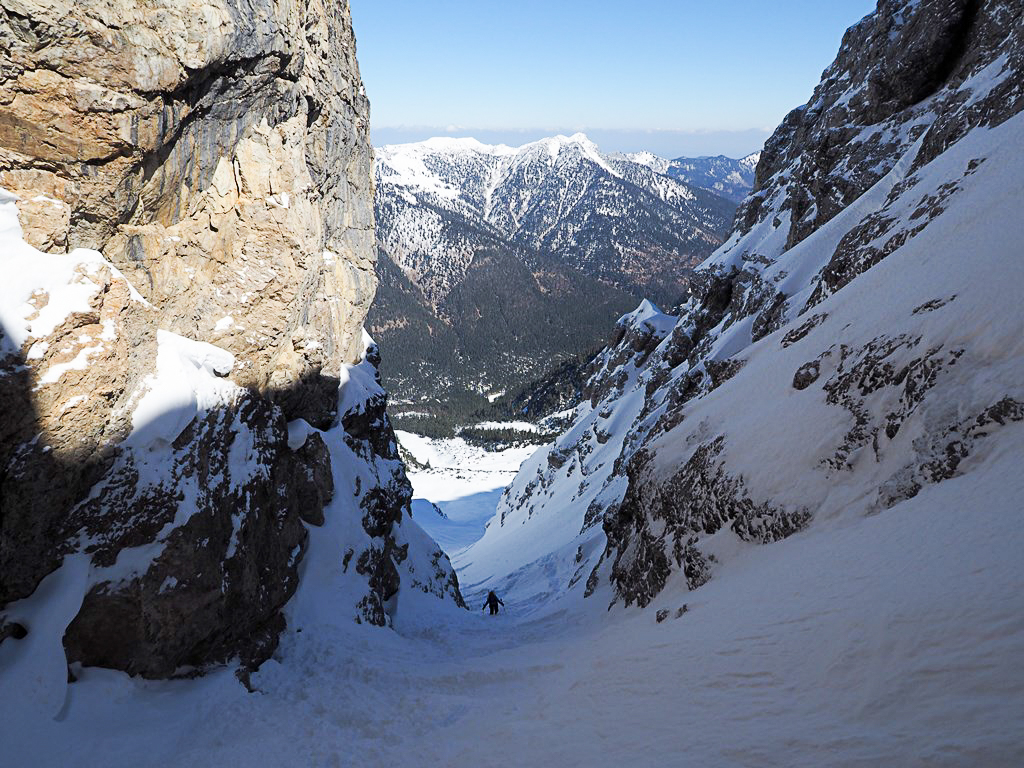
0 0 375 428
476 0 1024 609
0 2 463 679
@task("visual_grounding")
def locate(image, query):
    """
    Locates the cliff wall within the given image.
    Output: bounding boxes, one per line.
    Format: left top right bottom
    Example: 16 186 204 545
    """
0 0 463 680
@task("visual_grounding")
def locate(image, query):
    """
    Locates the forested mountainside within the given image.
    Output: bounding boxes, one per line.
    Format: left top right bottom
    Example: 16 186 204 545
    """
666 153 760 202
370 243 637 431
368 134 742 427
474 0 1024 609
624 151 761 203
0 0 461 683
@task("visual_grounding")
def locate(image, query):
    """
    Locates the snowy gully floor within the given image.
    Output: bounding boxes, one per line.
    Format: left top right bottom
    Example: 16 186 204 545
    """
6 433 1024 767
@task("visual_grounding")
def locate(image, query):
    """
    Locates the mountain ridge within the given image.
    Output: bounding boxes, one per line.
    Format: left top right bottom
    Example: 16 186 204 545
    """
470 0 1024 615
369 133 746 426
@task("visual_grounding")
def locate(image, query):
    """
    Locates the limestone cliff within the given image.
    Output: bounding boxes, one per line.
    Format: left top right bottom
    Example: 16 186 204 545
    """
0 0 375 426
0 0 464 680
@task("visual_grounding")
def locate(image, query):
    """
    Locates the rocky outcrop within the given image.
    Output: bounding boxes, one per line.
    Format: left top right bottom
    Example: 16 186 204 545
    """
0 0 375 428
484 0 1024 610
1 257 157 604
732 0 1023 323
0 235 331 676
0 1 463 680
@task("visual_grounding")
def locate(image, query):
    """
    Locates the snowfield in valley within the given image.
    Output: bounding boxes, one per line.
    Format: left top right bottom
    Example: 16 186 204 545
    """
397 430 539 557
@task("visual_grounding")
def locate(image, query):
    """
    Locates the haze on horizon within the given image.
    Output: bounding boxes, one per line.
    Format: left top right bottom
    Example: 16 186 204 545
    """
351 0 876 158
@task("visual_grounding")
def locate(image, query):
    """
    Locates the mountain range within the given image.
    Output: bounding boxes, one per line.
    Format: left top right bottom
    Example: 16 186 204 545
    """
368 134 756 427
623 150 760 202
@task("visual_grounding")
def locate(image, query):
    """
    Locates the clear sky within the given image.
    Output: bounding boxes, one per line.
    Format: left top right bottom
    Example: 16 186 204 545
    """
350 0 877 158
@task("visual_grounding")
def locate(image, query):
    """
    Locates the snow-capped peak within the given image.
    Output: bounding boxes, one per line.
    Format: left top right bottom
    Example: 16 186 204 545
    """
514 133 618 175
623 151 671 174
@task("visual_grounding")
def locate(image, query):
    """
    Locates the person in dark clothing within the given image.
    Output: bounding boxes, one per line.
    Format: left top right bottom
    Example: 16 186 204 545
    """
483 591 504 615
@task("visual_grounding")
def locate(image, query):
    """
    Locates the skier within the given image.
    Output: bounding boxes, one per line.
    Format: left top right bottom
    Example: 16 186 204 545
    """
483 590 504 616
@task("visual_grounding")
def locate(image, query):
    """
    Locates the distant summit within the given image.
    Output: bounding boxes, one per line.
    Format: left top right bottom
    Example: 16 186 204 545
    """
665 152 760 202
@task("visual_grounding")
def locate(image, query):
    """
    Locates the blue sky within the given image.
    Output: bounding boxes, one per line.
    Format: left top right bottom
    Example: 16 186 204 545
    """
350 0 877 158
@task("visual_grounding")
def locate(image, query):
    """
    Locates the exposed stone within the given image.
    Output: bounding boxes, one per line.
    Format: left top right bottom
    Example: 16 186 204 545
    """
0 0 376 428
781 313 828 348
0 0 407 680
793 359 824 391
599 440 810 608
292 432 334 527
339 357 465 625
876 397 1024 510
0 263 156 605
60 387 313 678
0 618 28 643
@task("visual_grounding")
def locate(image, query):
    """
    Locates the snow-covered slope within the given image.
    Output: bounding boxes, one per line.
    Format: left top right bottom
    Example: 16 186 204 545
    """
470 0 1024 613
396 431 538 555
8 387 1023 767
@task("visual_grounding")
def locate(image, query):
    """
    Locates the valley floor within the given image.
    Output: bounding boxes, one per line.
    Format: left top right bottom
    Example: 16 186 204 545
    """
4 433 1024 767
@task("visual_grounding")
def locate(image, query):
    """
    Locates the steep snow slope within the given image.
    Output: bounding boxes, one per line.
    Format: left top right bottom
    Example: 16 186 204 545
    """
6 420 1023 767
474 0 1024 610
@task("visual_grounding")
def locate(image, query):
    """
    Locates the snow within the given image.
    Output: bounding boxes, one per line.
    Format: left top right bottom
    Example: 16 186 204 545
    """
37 341 105 385
740 150 762 169
286 418 315 450
623 150 671 174
0 189 134 361
5 432 1022 766
337 356 385 417
418 135 516 156
0 554 90 728
396 430 538 554
214 315 235 332
617 297 676 335
129 330 237 448
689 115 1024 518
